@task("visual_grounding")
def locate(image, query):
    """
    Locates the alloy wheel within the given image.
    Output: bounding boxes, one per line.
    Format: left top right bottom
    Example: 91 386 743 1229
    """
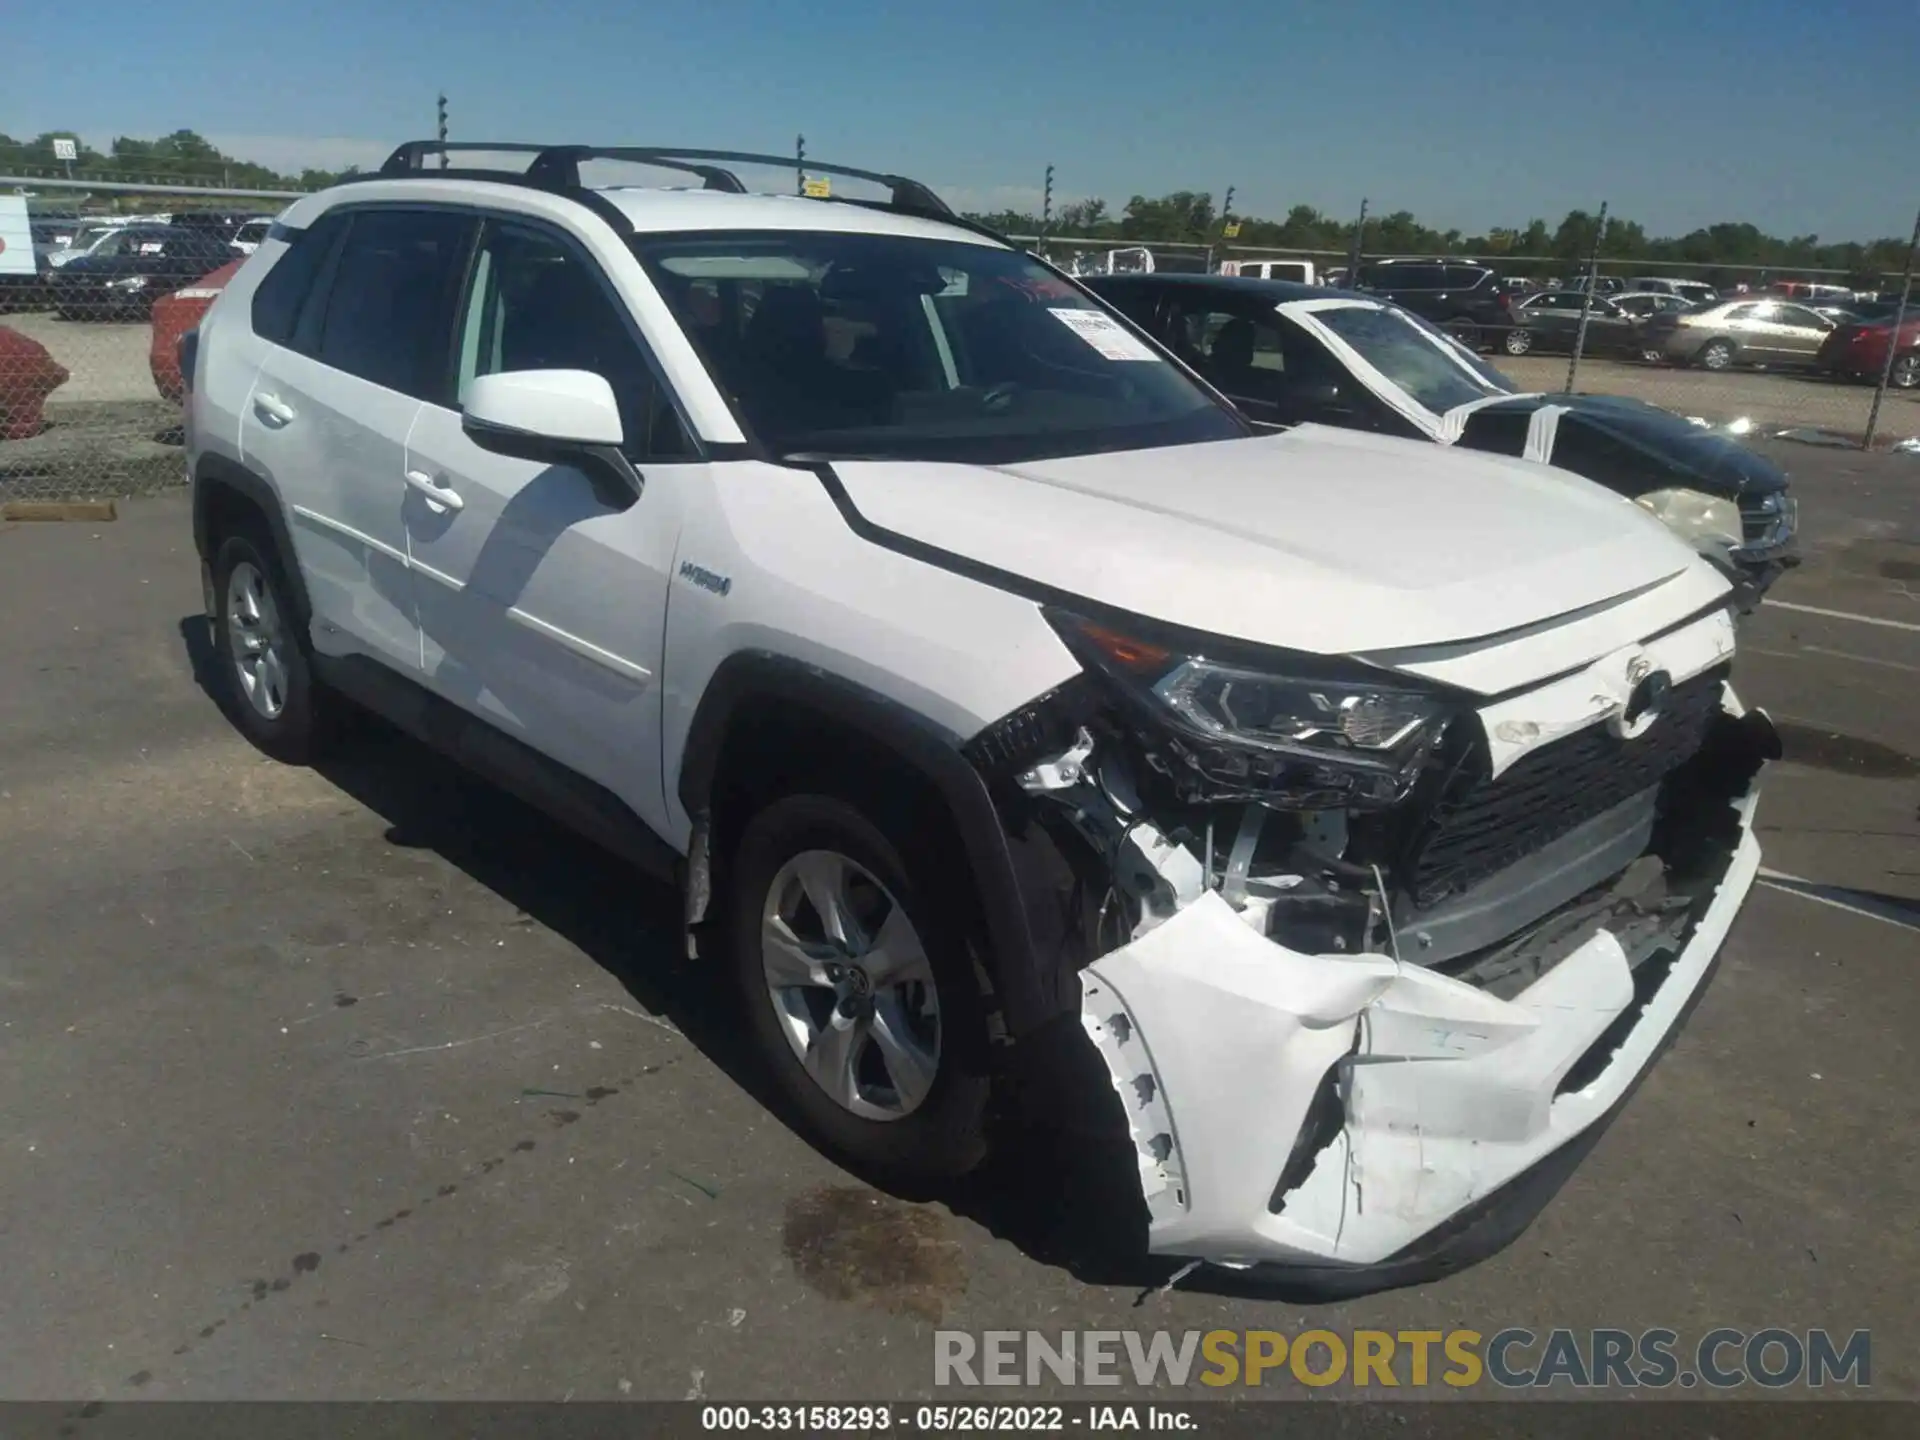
226 560 289 720
760 849 942 1121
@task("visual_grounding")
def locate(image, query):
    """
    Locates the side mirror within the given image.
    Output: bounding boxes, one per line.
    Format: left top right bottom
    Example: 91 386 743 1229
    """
461 369 641 498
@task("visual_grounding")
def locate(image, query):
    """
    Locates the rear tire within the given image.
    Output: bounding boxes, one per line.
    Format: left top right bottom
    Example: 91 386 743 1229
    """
723 791 992 1188
1697 338 1737 371
1892 352 1920 390
1443 316 1480 348
209 527 334 764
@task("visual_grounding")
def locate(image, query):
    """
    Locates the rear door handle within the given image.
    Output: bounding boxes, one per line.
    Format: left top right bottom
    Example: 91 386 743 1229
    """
405 469 464 512
252 392 296 425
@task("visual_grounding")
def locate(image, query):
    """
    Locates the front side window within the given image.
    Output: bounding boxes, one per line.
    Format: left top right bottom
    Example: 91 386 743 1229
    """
1310 304 1511 414
1174 304 1287 387
634 231 1243 464
312 209 474 400
456 220 691 458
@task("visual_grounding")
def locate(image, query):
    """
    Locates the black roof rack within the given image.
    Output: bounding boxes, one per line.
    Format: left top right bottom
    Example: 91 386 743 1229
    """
369 140 955 218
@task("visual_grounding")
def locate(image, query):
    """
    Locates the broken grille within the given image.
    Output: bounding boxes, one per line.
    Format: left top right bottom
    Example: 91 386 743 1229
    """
1404 668 1726 909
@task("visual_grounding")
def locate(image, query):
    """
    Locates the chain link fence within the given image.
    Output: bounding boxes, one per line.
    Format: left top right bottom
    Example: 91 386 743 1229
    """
5 179 1916 517
1 178 301 509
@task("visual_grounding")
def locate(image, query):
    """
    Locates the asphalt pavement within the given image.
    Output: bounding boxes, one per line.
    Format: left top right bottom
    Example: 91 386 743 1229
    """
0 443 1916 1405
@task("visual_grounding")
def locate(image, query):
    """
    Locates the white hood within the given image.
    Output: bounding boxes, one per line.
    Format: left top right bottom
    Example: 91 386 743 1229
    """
831 426 1723 657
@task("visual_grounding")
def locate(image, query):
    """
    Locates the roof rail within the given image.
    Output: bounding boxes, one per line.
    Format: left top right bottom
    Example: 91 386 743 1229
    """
359 140 967 233
525 146 953 217
375 142 951 217
376 141 551 175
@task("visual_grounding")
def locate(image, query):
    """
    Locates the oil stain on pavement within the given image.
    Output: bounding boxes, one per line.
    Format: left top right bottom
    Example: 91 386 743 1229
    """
782 1186 966 1322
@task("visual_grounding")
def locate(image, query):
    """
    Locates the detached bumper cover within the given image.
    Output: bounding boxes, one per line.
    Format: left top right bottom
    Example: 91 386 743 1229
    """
1076 699 1769 1291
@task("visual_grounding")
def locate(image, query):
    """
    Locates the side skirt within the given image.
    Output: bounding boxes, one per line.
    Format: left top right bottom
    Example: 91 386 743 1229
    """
312 653 684 886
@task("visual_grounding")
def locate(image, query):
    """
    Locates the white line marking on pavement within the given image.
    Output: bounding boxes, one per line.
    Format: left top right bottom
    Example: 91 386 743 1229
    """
1757 868 1920 934
1763 599 1920 634
1797 644 1920 674
1746 644 1920 674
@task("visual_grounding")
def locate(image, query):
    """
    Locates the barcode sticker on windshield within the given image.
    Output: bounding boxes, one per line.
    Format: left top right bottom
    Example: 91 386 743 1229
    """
1048 307 1162 361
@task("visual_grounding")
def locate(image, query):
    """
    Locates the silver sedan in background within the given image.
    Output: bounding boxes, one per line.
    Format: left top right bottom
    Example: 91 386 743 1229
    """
1647 297 1836 371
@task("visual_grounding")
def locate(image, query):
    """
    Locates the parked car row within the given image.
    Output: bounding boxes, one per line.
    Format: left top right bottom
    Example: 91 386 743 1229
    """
4 210 278 319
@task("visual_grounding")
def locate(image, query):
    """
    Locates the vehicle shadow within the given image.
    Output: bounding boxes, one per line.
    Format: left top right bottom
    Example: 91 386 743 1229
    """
178 615 1229 1299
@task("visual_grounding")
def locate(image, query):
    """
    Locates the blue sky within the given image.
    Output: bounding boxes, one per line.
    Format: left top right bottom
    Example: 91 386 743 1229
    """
5 0 1916 240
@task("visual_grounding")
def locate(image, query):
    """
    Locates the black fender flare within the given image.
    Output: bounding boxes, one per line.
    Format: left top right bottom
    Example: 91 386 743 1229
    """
678 651 1053 1040
192 453 313 631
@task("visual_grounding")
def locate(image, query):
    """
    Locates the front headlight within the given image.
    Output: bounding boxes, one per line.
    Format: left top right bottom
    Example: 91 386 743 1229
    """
1634 487 1744 551
1046 611 1455 808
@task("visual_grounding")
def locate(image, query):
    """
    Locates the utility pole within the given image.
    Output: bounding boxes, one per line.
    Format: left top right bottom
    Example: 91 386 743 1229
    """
796 135 805 195
1040 164 1054 254
1863 203 1920 450
1566 201 1610 394
1218 185 1235 273
436 94 449 168
1344 198 1369 287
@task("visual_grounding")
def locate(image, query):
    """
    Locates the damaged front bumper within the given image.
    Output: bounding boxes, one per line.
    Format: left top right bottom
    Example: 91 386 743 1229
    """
1075 692 1774 1295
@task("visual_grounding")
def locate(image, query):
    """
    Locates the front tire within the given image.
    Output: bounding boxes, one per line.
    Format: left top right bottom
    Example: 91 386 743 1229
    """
1697 338 1737 371
209 529 332 763
723 792 991 1187
1502 328 1534 356
1892 352 1920 390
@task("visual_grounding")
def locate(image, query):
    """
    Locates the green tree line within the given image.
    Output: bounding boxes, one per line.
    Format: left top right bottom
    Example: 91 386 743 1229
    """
5 130 1906 279
969 192 1913 282
0 129 358 195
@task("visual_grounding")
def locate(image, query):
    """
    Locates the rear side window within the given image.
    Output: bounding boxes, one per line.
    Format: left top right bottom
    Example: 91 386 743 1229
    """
1443 266 1486 288
312 209 475 400
1376 264 1445 290
251 212 348 345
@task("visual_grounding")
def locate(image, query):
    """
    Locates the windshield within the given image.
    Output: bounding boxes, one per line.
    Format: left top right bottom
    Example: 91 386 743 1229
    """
633 230 1244 464
1313 305 1514 413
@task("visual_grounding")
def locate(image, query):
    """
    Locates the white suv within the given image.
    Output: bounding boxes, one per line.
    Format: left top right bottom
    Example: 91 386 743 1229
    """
180 143 1779 1293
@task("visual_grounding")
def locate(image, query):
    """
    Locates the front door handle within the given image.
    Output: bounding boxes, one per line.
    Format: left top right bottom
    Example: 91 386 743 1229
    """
405 469 464 512
252 392 296 425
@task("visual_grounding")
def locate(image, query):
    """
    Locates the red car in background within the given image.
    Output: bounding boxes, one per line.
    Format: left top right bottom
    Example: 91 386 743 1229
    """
1818 309 1920 391
150 259 241 403
0 324 69 439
